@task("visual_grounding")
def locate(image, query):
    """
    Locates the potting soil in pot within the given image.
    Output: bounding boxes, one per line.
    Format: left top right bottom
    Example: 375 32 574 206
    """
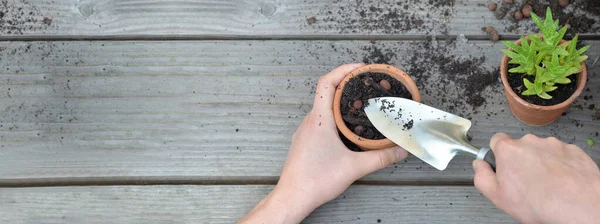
340 73 412 143
507 64 578 106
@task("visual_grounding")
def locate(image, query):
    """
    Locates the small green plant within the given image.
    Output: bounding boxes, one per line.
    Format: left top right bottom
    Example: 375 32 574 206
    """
502 7 589 99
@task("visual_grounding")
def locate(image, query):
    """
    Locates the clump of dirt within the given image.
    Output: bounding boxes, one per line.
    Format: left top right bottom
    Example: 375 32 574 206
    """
487 0 599 34
0 0 47 34
42 17 51 25
310 0 450 34
483 26 500 41
340 73 412 140
507 64 578 106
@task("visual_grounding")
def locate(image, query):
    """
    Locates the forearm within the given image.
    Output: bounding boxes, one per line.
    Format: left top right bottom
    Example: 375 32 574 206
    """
238 186 318 224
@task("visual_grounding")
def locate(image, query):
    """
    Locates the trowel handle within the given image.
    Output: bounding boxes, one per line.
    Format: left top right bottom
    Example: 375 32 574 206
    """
476 147 496 171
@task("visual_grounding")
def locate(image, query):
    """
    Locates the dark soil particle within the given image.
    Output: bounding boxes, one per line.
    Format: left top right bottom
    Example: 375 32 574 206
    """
507 64 578 106
341 72 411 140
42 17 51 25
402 120 414 130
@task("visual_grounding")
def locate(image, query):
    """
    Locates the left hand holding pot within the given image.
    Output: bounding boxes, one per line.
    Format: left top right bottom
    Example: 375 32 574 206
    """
238 63 408 224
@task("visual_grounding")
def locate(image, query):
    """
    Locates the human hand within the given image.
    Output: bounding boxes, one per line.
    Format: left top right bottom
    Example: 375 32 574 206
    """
474 133 600 224
239 64 408 224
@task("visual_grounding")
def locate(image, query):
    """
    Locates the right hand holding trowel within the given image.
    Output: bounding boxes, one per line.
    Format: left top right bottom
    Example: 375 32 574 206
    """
473 133 600 224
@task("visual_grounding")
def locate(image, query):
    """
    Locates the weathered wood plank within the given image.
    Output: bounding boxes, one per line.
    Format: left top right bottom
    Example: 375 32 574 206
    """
0 185 514 223
0 0 598 37
0 40 598 184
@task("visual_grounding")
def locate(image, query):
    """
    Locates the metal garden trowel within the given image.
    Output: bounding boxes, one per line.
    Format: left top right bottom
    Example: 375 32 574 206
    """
364 97 496 171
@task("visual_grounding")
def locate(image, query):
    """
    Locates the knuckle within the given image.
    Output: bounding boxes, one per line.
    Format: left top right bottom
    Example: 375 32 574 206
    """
378 152 391 169
522 133 538 141
546 137 560 143
495 138 514 150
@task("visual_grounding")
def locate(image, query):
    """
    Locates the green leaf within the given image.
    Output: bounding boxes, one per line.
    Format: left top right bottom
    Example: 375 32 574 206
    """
534 79 544 94
523 78 535 89
504 40 523 51
543 85 557 92
502 49 521 60
555 26 568 45
565 67 581 76
558 41 570 49
586 138 595 147
576 45 590 55
555 78 571 84
522 88 537 96
555 47 569 56
509 67 527 73
530 11 543 29
538 91 552 99
568 35 578 53
576 55 588 63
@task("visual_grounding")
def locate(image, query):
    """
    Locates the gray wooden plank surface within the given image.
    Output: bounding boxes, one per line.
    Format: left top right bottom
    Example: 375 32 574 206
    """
1 0 598 37
0 185 514 223
0 40 598 184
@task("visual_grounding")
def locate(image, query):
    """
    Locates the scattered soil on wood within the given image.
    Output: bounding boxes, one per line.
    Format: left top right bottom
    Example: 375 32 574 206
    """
507 64 578 106
488 0 599 34
579 0 600 16
0 0 47 34
340 72 412 140
405 38 500 117
361 45 397 64
310 0 450 34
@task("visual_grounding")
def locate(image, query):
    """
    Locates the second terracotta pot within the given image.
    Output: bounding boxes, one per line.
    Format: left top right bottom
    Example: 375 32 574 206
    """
500 39 587 126
333 64 421 151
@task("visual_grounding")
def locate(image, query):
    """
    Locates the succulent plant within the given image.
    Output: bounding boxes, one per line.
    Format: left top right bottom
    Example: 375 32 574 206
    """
502 7 589 99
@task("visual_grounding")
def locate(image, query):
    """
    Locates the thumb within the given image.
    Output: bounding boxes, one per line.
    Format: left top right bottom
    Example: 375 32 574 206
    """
473 160 500 203
354 146 408 177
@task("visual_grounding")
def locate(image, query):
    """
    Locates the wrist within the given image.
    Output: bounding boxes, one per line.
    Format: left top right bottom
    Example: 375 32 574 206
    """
266 185 321 222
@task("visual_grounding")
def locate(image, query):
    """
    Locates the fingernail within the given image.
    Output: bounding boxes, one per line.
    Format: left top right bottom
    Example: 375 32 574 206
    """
472 160 478 170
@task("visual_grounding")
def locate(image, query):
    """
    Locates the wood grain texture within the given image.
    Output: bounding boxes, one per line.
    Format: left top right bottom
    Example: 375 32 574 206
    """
0 0 598 37
0 40 598 184
0 185 514 223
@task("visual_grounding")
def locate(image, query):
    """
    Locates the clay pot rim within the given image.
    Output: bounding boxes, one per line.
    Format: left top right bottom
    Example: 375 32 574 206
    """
333 64 421 151
500 38 587 111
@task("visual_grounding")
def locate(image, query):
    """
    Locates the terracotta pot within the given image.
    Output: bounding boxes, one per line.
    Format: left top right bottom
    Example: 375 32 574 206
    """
333 64 421 151
500 38 587 126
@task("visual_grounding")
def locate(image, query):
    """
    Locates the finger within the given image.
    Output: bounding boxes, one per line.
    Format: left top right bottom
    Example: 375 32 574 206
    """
489 132 511 152
353 146 408 178
312 63 364 115
473 160 500 203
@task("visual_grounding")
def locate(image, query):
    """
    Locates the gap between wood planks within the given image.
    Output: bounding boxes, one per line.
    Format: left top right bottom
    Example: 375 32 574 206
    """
0 177 475 188
1 34 600 42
